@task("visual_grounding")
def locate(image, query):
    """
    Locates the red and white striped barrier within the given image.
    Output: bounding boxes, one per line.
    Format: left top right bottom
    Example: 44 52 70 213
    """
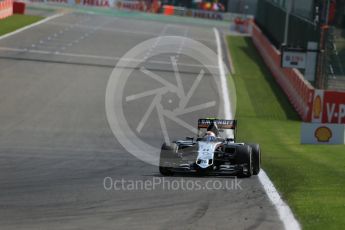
251 23 315 122
0 0 13 19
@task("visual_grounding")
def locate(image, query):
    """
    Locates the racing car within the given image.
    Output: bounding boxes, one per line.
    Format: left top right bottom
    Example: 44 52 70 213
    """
159 118 261 177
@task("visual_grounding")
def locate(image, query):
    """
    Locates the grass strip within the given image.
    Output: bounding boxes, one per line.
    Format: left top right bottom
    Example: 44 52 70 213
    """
227 36 345 230
0 14 43 36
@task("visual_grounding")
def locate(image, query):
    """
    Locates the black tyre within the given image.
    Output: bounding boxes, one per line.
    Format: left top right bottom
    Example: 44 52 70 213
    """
159 166 174 176
237 145 253 177
249 144 261 175
159 143 178 176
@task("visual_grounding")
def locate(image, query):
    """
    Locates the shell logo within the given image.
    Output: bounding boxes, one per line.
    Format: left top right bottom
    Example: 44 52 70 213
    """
313 95 322 119
314 126 332 142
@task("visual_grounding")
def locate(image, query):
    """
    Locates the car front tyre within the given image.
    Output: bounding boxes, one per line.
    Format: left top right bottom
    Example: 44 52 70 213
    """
159 143 177 176
237 145 253 178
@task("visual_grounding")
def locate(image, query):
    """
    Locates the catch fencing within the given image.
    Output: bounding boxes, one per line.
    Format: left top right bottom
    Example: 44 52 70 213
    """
256 0 319 49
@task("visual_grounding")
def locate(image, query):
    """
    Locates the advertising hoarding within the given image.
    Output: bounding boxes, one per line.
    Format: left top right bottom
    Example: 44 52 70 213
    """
301 122 345 144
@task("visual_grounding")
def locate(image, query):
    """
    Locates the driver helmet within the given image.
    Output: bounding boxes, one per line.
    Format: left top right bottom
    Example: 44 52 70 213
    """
207 122 219 136
205 131 216 142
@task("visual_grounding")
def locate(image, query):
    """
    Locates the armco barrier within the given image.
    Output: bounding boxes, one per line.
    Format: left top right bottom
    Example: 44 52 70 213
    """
251 23 315 121
0 0 13 19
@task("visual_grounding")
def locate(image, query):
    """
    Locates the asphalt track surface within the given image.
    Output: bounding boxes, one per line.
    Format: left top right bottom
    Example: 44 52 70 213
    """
0 11 284 229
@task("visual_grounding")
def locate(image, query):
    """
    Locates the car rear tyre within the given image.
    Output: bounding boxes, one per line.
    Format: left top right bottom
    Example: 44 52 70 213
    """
249 144 261 175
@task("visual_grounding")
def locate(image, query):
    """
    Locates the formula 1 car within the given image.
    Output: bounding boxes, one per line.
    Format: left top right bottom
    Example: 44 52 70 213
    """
159 118 261 177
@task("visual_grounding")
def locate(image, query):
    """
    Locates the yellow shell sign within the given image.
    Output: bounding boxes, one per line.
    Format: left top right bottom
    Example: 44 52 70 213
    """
313 95 322 119
301 122 344 144
314 126 332 142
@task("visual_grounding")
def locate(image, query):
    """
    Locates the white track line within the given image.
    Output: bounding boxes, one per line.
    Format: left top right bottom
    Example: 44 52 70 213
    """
0 13 64 41
213 27 301 230
258 171 301 230
222 34 236 75
214 28 231 120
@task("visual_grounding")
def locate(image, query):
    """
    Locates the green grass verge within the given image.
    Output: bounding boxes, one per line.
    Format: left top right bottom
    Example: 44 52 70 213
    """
227 36 345 230
0 14 43 36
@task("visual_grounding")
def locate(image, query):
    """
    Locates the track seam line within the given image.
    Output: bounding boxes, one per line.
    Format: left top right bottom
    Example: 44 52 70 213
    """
0 46 219 69
0 13 64 41
213 27 301 230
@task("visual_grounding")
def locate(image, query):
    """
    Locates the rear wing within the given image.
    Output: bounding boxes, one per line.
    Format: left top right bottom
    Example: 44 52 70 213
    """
197 118 237 141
